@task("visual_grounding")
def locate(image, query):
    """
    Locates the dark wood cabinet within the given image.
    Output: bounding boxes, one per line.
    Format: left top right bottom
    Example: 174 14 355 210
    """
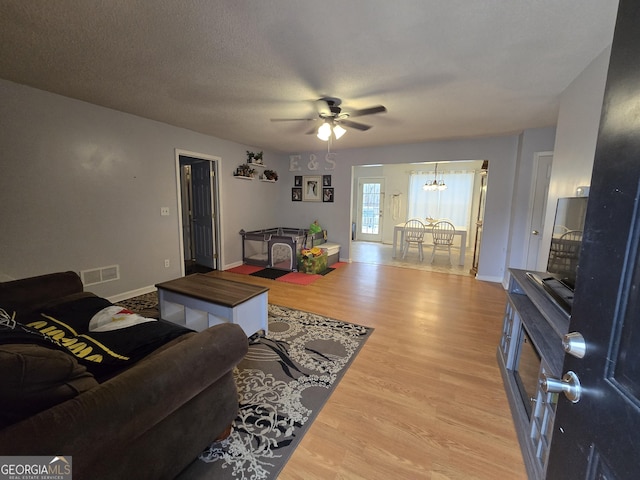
497 269 569 479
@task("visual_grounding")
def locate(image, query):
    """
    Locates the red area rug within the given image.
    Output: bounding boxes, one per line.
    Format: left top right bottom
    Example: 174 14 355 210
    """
226 264 265 275
225 262 347 286
276 272 323 285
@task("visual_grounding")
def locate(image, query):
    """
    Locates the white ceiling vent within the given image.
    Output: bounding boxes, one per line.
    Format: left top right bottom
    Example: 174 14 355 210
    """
81 265 120 286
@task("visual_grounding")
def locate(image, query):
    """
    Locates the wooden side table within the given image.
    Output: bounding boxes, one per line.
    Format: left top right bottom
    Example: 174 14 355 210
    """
155 274 269 336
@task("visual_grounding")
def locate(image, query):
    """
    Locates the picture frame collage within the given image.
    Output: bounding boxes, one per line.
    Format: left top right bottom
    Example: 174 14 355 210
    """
292 175 333 202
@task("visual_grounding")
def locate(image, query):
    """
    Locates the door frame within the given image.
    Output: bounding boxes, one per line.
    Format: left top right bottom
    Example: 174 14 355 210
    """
174 149 223 275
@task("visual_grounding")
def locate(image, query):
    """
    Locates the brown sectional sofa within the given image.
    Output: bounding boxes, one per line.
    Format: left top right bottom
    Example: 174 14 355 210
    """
0 271 248 479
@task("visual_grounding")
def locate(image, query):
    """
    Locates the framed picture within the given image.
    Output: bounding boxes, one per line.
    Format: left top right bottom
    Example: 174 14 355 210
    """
323 187 334 203
294 175 302 187
302 175 322 202
291 187 302 202
323 175 332 187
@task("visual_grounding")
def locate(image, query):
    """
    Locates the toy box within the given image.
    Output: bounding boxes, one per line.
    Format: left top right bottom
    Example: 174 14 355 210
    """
297 250 328 274
319 242 340 266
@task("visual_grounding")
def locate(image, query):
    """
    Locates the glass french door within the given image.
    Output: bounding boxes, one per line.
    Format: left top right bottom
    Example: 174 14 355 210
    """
357 178 384 242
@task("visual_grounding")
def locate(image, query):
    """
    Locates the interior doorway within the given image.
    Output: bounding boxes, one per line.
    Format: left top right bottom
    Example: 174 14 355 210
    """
350 161 485 276
176 151 221 275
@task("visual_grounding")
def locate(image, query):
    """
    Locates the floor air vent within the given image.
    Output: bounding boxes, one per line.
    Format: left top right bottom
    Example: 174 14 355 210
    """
81 265 120 286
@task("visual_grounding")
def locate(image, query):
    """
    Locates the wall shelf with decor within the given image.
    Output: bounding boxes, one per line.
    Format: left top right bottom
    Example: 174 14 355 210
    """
260 169 278 182
245 150 265 168
233 162 256 179
235 151 278 182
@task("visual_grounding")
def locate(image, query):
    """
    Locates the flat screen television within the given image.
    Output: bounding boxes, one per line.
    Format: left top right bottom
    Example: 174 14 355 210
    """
536 196 588 314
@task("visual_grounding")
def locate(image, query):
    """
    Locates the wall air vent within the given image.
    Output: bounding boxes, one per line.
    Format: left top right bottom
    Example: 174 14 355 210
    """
80 265 120 286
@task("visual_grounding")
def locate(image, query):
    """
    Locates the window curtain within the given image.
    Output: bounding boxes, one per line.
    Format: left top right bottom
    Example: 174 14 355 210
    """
408 170 475 231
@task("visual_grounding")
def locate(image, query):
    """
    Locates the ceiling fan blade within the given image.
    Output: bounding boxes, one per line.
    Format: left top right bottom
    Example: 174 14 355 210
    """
305 125 318 135
340 119 371 131
348 105 387 118
270 118 316 122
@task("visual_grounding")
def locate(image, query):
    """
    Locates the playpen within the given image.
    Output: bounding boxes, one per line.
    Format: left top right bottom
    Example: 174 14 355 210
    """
239 227 325 271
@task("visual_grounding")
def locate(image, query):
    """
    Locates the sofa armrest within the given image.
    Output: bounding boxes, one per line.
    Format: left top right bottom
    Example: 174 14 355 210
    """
0 322 248 461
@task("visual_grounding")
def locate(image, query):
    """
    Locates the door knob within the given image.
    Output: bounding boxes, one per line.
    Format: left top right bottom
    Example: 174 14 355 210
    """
563 332 586 358
531 230 539 235
541 371 582 403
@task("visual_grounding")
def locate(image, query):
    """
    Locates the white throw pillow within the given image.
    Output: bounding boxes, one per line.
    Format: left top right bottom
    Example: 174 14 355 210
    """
89 306 156 332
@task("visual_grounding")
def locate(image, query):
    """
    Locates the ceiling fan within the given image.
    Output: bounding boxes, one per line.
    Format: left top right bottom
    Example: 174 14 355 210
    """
270 97 387 140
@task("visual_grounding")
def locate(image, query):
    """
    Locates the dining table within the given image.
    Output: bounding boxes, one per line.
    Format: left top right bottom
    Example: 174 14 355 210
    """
392 222 468 265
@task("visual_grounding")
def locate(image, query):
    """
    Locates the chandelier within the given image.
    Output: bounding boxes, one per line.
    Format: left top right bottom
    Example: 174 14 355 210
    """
423 163 447 191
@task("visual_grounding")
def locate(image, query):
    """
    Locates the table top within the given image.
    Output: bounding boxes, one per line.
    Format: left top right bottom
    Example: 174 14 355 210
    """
156 274 269 307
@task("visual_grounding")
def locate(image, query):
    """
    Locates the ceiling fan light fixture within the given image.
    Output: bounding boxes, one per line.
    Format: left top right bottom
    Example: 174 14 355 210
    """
333 124 346 139
317 122 332 141
272 97 386 142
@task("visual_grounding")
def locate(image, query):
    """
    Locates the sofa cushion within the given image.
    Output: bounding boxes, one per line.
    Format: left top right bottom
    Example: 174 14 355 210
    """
0 343 98 428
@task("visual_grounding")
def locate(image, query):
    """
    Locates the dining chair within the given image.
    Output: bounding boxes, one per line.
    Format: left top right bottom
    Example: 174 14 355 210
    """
402 219 426 261
431 220 456 263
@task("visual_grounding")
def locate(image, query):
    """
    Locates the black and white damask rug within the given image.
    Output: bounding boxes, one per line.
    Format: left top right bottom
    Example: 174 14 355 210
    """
117 295 372 480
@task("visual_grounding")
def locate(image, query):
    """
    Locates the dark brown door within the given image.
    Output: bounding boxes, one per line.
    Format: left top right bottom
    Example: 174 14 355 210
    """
546 2 640 478
191 161 216 269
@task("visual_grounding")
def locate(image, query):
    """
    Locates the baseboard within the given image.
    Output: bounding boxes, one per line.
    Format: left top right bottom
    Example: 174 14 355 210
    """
107 285 157 303
224 260 244 270
475 274 503 283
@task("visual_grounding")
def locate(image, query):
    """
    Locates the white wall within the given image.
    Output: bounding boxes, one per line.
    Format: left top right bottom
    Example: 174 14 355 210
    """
0 79 287 297
538 47 612 270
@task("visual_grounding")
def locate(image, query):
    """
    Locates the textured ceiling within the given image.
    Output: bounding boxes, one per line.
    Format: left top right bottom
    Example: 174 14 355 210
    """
0 1 619 153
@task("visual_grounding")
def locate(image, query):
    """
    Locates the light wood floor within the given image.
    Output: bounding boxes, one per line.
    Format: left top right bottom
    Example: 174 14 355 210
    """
209 262 527 479
350 240 475 277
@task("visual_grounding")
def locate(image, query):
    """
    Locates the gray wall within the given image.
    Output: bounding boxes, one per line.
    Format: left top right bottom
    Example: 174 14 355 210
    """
539 46 612 271
0 79 286 297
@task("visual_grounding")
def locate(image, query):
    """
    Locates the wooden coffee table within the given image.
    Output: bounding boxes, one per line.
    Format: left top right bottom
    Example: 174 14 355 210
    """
155 274 269 336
